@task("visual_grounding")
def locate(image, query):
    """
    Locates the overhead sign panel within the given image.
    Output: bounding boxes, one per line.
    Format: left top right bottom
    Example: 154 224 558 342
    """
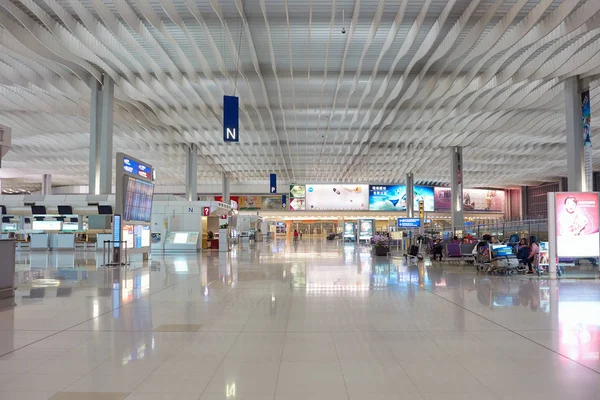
270 173 277 194
397 218 421 228
123 157 152 180
223 95 239 142
305 184 369 211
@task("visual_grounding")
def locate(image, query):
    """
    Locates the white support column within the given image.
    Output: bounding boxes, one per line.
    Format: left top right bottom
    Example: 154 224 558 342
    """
450 146 464 232
222 172 230 206
406 173 414 218
89 75 114 195
564 76 585 191
42 174 52 196
185 144 198 201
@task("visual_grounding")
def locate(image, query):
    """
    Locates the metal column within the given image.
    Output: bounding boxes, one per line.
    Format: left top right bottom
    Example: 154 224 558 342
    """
450 146 464 232
89 75 114 195
42 174 52 196
564 76 585 191
185 144 198 201
406 173 414 218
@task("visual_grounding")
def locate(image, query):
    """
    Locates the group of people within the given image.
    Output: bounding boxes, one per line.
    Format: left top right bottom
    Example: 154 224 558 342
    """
515 236 540 274
430 234 541 274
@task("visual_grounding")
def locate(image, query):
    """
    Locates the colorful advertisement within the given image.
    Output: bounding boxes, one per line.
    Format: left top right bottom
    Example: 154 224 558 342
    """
238 196 261 210
539 242 549 267
369 185 434 211
305 184 369 211
343 222 355 239
434 188 505 212
556 192 600 258
262 196 285 210
290 185 305 211
359 219 374 240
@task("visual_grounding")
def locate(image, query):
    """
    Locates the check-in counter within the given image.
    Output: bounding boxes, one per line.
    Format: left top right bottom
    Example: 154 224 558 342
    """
55 234 75 250
0 240 16 299
30 233 49 251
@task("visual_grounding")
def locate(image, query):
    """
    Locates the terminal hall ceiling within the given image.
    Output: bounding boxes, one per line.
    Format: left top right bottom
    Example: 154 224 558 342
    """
1 0 600 191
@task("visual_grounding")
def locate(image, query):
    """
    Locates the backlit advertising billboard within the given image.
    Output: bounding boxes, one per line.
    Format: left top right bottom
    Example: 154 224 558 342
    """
305 184 369 211
369 185 434 211
290 185 305 211
434 188 505 212
555 192 600 258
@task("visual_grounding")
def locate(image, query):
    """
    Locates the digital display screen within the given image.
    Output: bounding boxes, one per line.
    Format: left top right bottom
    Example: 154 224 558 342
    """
174 233 189 244
369 185 434 211
62 223 79 232
122 225 134 249
305 184 369 211
123 157 152 180
142 226 150 247
359 220 373 240
113 215 121 247
343 222 355 238
123 177 154 222
556 192 600 258
32 220 62 231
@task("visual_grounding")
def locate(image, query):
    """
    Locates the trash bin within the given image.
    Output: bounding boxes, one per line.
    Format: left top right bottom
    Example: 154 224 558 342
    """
0 239 16 300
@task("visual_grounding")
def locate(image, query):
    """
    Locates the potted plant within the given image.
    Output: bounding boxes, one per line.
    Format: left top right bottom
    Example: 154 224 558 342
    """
372 234 390 256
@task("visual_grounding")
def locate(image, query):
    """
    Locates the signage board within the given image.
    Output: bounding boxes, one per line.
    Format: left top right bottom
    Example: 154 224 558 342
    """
555 192 600 258
305 184 369 211
270 174 277 194
32 220 62 231
434 188 505 212
123 157 152 180
397 218 421 228
203 207 210 216
223 95 239 142
369 185 434 211
261 196 285 210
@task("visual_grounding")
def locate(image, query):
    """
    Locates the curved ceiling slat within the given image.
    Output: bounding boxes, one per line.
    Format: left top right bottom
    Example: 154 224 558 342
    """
0 0 599 191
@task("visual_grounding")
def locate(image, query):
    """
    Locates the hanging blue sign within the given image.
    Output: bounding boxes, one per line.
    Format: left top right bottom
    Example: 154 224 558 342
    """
397 218 421 228
270 173 277 193
123 157 151 180
223 95 239 142
281 195 286 208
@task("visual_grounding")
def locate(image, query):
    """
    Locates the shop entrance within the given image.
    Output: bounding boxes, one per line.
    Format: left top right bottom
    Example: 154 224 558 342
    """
290 221 336 237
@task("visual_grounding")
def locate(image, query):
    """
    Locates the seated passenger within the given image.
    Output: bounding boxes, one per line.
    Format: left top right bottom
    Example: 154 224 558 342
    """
516 238 529 265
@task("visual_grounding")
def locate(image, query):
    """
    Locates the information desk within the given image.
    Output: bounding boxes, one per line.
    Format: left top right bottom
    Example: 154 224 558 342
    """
162 232 201 253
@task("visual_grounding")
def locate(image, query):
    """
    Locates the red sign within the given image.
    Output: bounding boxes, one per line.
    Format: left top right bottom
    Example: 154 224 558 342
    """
221 215 227 220
203 207 210 216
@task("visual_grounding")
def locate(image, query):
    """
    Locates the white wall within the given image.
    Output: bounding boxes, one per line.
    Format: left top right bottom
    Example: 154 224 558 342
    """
151 201 212 238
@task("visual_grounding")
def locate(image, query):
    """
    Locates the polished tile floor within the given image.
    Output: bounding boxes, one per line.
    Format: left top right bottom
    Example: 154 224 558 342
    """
1 239 599 399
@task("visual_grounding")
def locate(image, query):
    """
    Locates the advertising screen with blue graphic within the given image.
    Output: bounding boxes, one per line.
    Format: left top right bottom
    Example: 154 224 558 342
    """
369 185 434 211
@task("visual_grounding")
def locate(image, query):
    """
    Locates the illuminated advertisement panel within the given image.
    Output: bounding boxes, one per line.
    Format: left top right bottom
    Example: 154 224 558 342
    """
343 222 355 239
369 185 434 211
434 188 505 212
359 220 374 240
290 185 305 211
555 192 600 258
305 184 369 211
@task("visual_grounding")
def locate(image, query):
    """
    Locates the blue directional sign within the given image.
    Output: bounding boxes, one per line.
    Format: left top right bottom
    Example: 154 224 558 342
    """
281 195 286 208
270 173 277 194
397 218 421 228
223 95 239 142
123 157 151 180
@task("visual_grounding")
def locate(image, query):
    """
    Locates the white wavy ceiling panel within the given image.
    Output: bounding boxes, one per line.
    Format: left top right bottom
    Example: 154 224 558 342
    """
0 0 599 191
